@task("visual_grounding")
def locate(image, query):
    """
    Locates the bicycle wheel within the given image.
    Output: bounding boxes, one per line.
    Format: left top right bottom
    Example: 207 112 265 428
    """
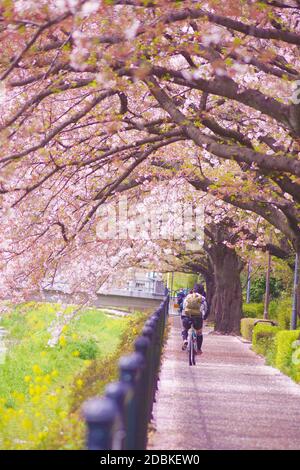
192 338 196 366
188 336 194 366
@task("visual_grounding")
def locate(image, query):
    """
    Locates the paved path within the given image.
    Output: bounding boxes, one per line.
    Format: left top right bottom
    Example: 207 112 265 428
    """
148 316 300 450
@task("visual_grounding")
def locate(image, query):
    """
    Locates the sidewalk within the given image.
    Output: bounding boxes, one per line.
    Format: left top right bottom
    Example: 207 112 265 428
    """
148 316 300 450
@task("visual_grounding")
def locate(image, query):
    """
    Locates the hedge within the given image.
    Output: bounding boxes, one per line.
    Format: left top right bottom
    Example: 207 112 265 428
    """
243 298 292 329
241 318 262 341
269 298 292 329
252 323 280 365
242 303 264 319
275 330 300 382
251 325 300 383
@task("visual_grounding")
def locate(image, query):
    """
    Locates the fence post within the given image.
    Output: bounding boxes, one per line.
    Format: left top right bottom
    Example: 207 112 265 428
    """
82 396 118 450
142 324 155 421
162 296 169 333
119 352 144 450
146 314 161 395
134 335 151 449
155 305 165 352
146 315 159 375
105 381 129 450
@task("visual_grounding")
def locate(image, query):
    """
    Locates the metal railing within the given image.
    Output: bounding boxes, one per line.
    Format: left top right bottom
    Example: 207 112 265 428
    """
82 296 169 450
254 319 278 327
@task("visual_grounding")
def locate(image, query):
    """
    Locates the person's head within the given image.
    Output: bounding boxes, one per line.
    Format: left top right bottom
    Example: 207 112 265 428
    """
193 283 205 295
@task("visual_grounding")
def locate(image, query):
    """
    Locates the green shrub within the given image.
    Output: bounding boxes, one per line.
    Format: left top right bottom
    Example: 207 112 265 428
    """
263 298 292 328
250 276 283 302
268 300 278 320
241 318 262 341
242 298 292 328
67 339 99 360
276 298 292 329
252 323 280 364
275 330 300 381
242 303 264 318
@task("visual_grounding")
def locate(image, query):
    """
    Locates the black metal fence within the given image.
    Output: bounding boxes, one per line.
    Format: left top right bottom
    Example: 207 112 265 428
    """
82 295 169 450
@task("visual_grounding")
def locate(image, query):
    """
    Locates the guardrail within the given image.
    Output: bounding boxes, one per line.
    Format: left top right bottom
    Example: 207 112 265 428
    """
82 296 169 450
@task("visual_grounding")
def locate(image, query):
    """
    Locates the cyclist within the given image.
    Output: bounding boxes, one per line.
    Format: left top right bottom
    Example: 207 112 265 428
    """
176 288 186 315
181 283 208 354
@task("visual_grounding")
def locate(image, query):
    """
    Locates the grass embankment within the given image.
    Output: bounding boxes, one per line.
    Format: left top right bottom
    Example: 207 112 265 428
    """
0 302 146 449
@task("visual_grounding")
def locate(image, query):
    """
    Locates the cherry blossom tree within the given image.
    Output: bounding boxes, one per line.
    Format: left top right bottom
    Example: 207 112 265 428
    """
1 0 300 333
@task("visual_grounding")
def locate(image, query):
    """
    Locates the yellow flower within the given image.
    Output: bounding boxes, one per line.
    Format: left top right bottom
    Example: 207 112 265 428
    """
32 364 42 375
35 376 42 384
38 431 47 440
14 392 25 403
76 379 83 389
43 374 51 385
22 418 33 431
72 333 78 340
1 415 9 426
47 395 58 407
35 385 43 395
59 335 66 347
72 350 80 357
24 375 32 383
31 395 41 405
51 370 58 378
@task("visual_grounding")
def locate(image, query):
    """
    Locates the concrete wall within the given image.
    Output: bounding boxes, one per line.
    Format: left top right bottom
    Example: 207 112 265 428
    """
33 289 165 312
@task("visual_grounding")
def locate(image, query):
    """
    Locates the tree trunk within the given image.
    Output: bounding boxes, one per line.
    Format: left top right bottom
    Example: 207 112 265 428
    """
296 254 300 321
297 279 300 320
204 273 216 320
293 250 300 328
210 245 243 334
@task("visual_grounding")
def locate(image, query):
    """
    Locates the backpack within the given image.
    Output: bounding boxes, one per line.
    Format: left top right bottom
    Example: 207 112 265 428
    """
200 298 209 320
184 293 203 317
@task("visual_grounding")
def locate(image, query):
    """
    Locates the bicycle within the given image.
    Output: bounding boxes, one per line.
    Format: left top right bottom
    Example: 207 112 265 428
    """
187 322 198 366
